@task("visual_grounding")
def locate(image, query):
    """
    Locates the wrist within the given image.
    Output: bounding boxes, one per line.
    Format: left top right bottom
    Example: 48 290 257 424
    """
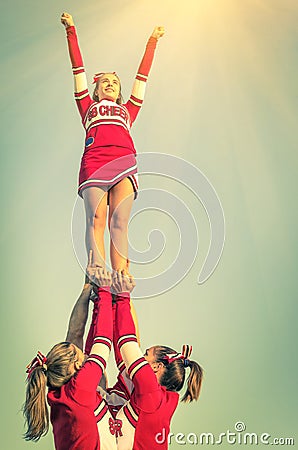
99 286 111 293
148 36 158 44
66 25 76 34
116 291 131 300
83 284 92 294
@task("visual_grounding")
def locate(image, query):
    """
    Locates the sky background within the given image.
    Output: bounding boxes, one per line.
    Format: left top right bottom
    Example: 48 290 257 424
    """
0 0 297 448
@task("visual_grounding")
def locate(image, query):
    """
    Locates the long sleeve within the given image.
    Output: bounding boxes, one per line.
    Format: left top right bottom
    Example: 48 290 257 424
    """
84 294 100 356
115 293 162 411
73 287 112 395
85 298 124 368
125 36 158 124
96 302 134 415
65 26 93 120
115 293 140 365
106 303 134 404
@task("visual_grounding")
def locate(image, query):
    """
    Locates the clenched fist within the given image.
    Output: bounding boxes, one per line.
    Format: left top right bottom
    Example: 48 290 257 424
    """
151 26 165 40
61 12 74 28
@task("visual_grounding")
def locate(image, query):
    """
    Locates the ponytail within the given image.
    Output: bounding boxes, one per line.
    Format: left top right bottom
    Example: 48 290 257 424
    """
153 345 204 402
180 360 203 403
23 342 77 441
23 367 49 441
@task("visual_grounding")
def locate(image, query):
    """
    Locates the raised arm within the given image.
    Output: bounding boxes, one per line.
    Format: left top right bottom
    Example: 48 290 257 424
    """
126 26 165 124
113 273 162 411
113 273 143 369
66 250 98 350
103 296 139 399
61 12 93 119
74 261 113 393
65 280 92 350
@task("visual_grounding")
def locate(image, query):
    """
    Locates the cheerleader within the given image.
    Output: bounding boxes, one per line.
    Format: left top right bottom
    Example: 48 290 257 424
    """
23 253 116 449
61 12 164 272
111 272 204 449
61 269 203 449
112 272 203 450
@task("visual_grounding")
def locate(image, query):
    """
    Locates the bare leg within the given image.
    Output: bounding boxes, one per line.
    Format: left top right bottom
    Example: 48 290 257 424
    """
108 178 134 272
82 187 108 267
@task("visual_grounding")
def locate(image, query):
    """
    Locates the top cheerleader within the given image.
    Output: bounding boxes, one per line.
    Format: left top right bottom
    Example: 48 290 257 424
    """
61 12 164 272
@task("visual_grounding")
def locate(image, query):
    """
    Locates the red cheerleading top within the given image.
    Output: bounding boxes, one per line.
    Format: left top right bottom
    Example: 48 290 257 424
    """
65 26 158 194
47 288 113 450
113 293 179 450
85 295 178 449
85 299 134 419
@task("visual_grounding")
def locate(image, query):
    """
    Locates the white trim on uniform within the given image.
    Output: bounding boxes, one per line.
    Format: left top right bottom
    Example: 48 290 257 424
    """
79 164 138 188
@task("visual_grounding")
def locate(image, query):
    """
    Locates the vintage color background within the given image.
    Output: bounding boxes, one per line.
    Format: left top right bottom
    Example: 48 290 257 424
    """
0 0 297 448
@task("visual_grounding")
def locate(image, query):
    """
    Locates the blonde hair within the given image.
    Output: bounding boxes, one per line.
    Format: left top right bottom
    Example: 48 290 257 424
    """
92 72 123 105
23 342 77 441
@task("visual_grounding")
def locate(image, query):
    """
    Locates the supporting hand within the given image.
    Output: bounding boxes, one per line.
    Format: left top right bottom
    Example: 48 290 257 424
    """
112 271 136 294
93 267 112 288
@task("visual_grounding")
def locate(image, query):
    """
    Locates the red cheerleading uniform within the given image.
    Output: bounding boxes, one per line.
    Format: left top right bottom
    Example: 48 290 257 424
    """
113 293 179 450
47 288 114 450
86 300 134 420
101 303 135 419
65 26 158 197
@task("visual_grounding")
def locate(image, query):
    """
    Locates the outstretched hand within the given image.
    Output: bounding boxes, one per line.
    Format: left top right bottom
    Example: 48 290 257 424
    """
93 267 112 287
112 271 136 294
85 250 111 287
151 26 165 40
61 12 74 28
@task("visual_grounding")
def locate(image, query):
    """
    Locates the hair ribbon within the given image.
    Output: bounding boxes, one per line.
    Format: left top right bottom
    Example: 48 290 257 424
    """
26 351 47 380
163 344 193 367
93 71 116 84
